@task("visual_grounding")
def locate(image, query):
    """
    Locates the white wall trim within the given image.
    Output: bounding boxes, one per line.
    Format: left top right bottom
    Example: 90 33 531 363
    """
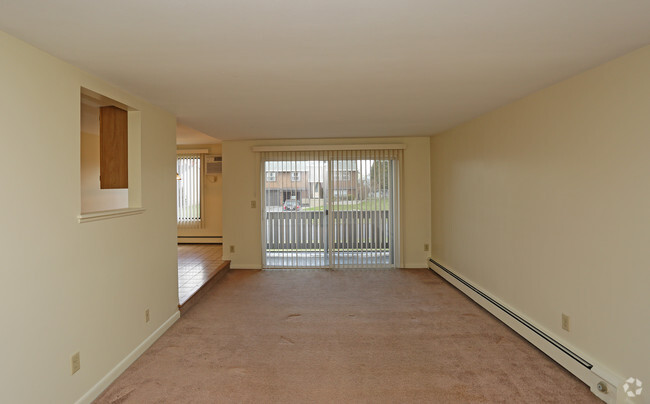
177 148 209 154
177 236 223 244
404 262 427 269
251 144 406 152
427 257 621 404
78 208 145 223
74 310 180 404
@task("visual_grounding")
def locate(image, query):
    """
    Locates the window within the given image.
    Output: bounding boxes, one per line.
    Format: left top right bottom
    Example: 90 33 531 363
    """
339 171 350 180
177 154 202 228
291 172 301 181
266 172 277 182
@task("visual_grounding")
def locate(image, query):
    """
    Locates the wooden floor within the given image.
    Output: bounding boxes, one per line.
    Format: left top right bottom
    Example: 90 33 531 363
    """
177 244 228 306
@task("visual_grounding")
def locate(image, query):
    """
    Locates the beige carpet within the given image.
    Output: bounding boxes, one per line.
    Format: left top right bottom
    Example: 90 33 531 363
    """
95 269 599 403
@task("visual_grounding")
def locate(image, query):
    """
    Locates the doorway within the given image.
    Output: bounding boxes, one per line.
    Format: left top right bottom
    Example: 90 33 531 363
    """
261 149 401 269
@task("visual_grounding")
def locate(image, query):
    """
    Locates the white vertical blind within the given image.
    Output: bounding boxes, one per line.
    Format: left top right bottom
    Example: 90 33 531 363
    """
262 150 329 268
260 148 401 269
177 154 203 228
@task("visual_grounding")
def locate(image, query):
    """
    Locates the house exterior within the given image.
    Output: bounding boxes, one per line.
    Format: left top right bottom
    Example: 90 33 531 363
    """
264 160 361 207
264 161 310 206
331 160 360 200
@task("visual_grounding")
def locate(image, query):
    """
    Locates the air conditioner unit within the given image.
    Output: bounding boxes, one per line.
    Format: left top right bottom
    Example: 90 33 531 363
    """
205 155 222 175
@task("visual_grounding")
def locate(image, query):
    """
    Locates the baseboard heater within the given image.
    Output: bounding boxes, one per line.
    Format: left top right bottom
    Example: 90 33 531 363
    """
428 258 592 369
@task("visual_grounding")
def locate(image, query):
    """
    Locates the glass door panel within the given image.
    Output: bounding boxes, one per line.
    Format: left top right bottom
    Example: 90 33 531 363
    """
262 149 399 269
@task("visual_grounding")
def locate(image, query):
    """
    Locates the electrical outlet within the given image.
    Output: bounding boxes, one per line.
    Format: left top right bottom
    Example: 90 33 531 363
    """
424 244 429 252
71 352 81 375
562 313 570 331
145 309 150 323
250 200 256 208
229 245 235 253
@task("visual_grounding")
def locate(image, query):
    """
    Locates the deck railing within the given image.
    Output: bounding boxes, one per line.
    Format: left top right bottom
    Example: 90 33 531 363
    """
265 210 390 250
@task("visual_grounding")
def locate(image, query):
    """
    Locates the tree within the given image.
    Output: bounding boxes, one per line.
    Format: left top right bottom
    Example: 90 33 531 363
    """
369 160 389 193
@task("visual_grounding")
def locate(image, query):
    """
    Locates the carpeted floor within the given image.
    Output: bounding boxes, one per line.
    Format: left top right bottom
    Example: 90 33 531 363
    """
95 269 599 403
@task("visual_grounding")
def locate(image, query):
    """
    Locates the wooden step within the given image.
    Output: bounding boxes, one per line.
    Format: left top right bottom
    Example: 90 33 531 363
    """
179 260 231 315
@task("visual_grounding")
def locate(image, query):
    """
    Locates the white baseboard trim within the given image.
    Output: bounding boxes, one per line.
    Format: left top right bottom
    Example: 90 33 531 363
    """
74 310 181 404
404 262 428 268
177 237 222 244
428 257 622 404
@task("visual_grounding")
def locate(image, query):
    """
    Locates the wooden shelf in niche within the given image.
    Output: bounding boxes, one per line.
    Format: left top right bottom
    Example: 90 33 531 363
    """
100 106 128 189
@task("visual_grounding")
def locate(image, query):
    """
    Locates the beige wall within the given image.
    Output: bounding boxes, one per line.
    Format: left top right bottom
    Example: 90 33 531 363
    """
430 46 650 387
176 144 223 241
223 137 431 268
0 31 178 403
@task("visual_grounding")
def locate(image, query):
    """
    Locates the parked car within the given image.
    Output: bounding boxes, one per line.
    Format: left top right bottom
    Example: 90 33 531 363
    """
283 199 301 211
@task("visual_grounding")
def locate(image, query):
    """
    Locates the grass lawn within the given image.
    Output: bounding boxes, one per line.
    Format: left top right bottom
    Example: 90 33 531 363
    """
178 203 200 218
303 199 388 211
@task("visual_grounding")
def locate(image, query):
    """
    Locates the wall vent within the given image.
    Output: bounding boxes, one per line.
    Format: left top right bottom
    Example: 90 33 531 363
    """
205 155 222 174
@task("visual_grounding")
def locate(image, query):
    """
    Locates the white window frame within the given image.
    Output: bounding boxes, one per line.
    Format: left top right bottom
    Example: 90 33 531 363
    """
291 172 301 181
266 172 277 182
259 148 403 269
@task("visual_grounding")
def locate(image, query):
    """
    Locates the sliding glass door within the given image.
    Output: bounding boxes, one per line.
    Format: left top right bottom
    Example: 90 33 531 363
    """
261 149 401 269
263 155 330 267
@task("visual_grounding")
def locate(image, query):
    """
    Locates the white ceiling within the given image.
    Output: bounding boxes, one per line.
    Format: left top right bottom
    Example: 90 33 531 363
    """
1 1 649 141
